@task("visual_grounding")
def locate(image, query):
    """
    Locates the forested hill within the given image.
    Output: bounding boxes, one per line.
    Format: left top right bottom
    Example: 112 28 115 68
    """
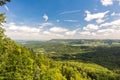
0 36 120 79
49 39 120 45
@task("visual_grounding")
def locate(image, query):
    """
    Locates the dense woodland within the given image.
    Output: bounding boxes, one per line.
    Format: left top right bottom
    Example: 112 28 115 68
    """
0 0 120 80
1 37 120 80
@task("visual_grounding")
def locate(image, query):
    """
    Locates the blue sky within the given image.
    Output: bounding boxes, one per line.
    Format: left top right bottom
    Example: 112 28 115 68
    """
0 0 120 40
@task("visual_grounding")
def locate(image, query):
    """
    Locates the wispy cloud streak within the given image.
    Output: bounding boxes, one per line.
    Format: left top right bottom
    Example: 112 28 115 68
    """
4 5 9 11
59 10 80 15
64 20 79 22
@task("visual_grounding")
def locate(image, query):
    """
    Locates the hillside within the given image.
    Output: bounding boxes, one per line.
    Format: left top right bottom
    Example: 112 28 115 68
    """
18 39 120 79
0 28 120 79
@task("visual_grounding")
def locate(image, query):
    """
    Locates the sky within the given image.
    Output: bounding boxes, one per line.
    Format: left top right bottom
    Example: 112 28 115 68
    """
0 0 120 40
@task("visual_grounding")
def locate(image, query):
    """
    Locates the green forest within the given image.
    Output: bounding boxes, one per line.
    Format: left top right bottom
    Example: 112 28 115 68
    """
0 0 120 80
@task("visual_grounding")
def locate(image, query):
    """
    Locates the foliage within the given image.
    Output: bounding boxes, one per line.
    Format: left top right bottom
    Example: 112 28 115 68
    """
0 0 10 6
23 40 120 70
1 32 120 80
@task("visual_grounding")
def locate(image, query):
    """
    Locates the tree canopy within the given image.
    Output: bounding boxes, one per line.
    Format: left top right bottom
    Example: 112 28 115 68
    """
0 0 10 6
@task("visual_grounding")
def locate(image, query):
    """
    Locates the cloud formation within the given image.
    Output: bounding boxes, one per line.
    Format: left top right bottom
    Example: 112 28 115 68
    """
5 23 39 33
64 20 79 22
4 5 9 11
85 11 109 23
4 22 78 40
43 14 48 21
65 28 79 36
39 22 52 29
83 24 99 31
4 18 120 40
4 23 41 40
49 27 68 33
100 0 113 6
100 0 120 6
80 19 120 39
59 10 80 15
111 12 120 16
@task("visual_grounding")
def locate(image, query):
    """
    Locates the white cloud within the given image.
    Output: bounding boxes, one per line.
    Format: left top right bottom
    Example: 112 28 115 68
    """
83 24 99 31
5 23 40 33
100 0 113 6
59 10 80 15
65 31 76 36
43 14 48 21
65 28 80 36
49 27 68 33
95 28 120 39
43 31 64 37
97 19 120 37
100 19 120 27
84 10 109 23
39 22 52 29
100 0 120 6
97 29 114 34
4 5 9 11
43 31 51 35
111 12 115 16
111 12 120 16
79 31 91 35
96 19 105 24
4 22 43 40
4 22 65 40
80 32 96 37
4 22 80 40
80 19 120 39
80 31 90 35
4 18 120 40
64 20 79 22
